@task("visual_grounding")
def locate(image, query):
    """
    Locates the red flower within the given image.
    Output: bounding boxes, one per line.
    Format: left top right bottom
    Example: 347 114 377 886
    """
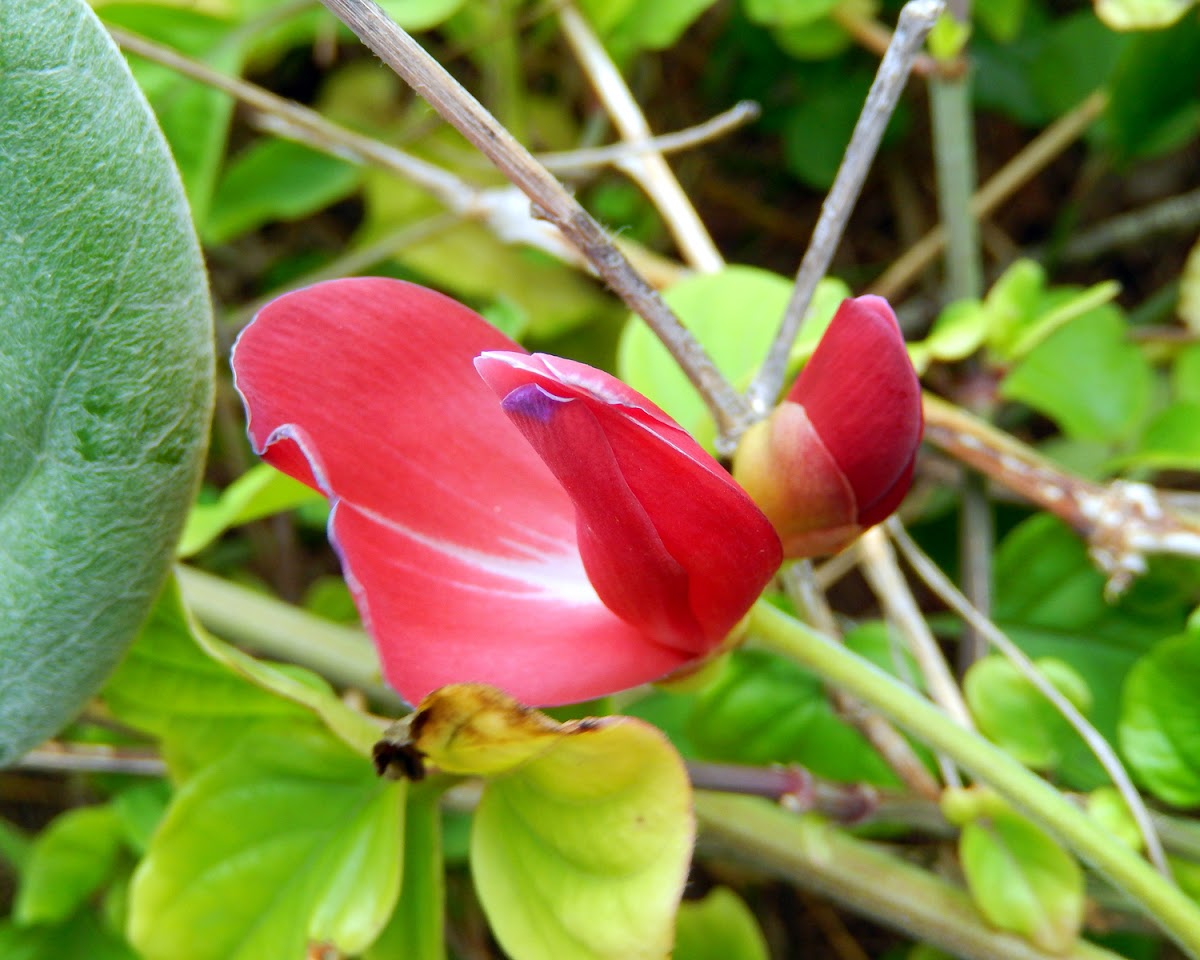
734 295 923 557
232 278 782 706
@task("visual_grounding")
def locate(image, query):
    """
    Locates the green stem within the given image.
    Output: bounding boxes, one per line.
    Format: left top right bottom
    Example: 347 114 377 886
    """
748 600 1200 957
698 792 1123 960
929 67 982 302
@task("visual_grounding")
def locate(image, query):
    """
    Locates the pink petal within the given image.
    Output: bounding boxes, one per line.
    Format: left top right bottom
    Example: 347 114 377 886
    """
477 352 783 654
788 295 923 522
232 278 689 705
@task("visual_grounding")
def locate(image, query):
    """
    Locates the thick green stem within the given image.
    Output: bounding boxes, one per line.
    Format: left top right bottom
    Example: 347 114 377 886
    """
698 793 1122 960
748 600 1200 957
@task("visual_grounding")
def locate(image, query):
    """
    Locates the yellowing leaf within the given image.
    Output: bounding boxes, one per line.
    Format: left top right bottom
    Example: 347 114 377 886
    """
380 684 694 960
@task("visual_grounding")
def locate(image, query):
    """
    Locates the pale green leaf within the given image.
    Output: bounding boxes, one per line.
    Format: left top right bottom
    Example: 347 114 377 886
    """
178 463 323 557
392 685 693 960
473 718 692 960
1096 0 1196 34
1120 633 1200 807
15 806 124 925
0 0 213 763
129 728 405 960
1179 237 1200 333
960 807 1085 952
965 656 1092 771
674 888 769 960
365 786 445 960
1001 305 1152 444
618 266 848 450
377 0 467 30
101 576 321 776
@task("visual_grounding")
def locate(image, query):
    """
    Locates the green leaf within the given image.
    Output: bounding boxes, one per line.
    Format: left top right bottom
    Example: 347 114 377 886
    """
100 5 246 227
1006 281 1122 361
1174 344 1200 403
377 0 468 30
365 786 445 960
0 911 137 960
474 722 692 960
0 0 213 764
959 805 1085 952
0 818 32 875
686 643 906 786
922 299 989 366
982 258 1045 359
1111 402 1200 473
964 656 1092 771
204 139 362 246
128 727 405 960
581 0 722 55
782 69 877 188
1120 633 1200 806
617 266 848 450
1085 787 1143 851
191 620 383 757
744 0 841 27
992 515 1193 788
1096 0 1196 29
974 0 1027 42
674 888 769 960
14 806 124 925
392 685 693 960
101 576 320 776
178 463 324 557
1000 304 1152 444
112 781 172 857
1106 16 1200 161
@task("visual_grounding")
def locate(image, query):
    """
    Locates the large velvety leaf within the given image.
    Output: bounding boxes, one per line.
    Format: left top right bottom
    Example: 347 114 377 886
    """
0 0 213 764
128 728 405 960
391 685 693 960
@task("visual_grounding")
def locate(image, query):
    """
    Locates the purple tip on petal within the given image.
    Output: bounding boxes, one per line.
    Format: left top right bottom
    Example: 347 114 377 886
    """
501 383 571 423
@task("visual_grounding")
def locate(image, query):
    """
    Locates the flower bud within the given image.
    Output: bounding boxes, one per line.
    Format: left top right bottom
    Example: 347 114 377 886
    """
734 295 922 557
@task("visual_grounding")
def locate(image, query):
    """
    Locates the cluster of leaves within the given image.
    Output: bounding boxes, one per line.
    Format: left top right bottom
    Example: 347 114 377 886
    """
3 0 1200 958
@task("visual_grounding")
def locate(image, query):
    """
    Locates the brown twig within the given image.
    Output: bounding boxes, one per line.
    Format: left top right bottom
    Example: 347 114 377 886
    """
747 0 945 423
558 2 724 272
922 393 1200 596
316 0 752 436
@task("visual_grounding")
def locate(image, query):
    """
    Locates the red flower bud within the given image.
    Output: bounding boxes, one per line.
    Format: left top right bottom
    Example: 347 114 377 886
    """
733 295 922 556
